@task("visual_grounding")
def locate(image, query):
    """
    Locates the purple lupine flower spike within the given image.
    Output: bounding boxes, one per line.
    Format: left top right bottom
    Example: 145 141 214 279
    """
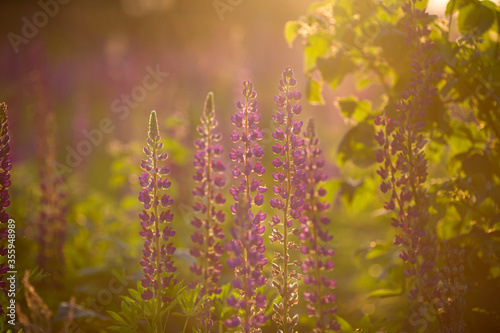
270 67 306 333
229 81 267 211
189 92 226 297
374 0 442 324
438 242 466 333
225 198 268 332
139 110 177 305
28 42 67 279
226 81 268 332
0 103 12 315
299 118 339 332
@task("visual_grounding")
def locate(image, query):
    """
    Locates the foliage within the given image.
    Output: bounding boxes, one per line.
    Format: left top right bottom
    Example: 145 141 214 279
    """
286 0 500 331
107 280 184 333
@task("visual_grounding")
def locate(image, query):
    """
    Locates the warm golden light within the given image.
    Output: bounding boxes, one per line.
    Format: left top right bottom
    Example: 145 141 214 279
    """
427 0 449 15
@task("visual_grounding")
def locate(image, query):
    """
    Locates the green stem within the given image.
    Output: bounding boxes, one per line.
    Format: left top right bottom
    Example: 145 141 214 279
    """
163 309 172 333
282 87 292 333
446 0 456 41
182 317 189 333
243 95 251 330
205 123 212 298
153 139 162 332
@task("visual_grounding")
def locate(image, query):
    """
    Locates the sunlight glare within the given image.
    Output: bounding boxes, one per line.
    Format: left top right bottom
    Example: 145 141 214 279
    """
427 0 449 15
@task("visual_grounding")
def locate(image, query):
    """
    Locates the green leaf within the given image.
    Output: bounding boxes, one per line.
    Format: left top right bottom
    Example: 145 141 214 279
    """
177 284 204 317
336 96 372 122
106 310 126 324
308 0 334 14
317 52 356 91
461 152 494 180
321 179 341 203
306 76 325 105
481 0 498 9
366 242 392 260
337 122 376 168
119 296 136 304
121 301 131 317
212 283 233 320
333 2 352 26
339 179 362 205
370 317 388 333
334 314 354 333
304 33 332 71
284 20 301 48
358 315 371 331
458 2 495 34
415 0 429 11
128 288 142 302
368 288 402 298
341 177 377 212
446 0 475 15
374 25 409 74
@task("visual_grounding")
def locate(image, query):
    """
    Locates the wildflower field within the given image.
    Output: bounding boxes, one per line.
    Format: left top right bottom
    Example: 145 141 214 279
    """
1 0 500 332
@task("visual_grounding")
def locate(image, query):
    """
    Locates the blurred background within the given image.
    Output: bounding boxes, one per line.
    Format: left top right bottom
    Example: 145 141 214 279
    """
0 0 450 331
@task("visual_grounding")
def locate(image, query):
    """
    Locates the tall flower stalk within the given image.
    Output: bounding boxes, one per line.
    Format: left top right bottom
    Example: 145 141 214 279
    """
374 0 441 312
225 81 268 332
139 110 177 331
189 92 226 299
299 119 339 332
0 103 12 316
270 67 305 333
28 43 67 278
437 242 466 333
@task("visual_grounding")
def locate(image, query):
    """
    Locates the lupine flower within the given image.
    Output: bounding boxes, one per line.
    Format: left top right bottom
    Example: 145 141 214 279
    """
225 199 267 332
28 43 67 278
200 296 214 332
0 103 12 314
225 81 268 332
189 92 226 297
299 119 339 332
374 0 440 306
270 67 306 333
139 110 177 306
228 81 267 213
437 242 466 333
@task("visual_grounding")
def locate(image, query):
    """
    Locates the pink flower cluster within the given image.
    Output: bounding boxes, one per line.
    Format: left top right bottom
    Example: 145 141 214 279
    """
269 67 306 333
374 0 441 303
225 81 268 332
299 119 339 332
139 111 177 301
189 92 226 297
135 68 338 332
